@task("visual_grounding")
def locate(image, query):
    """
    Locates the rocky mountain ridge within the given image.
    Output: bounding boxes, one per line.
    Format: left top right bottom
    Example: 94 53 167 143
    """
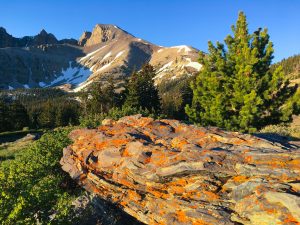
0 27 77 47
0 24 202 91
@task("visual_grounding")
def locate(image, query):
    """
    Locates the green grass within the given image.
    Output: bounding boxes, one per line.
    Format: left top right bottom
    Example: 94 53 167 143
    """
0 128 86 224
259 124 300 140
0 138 34 160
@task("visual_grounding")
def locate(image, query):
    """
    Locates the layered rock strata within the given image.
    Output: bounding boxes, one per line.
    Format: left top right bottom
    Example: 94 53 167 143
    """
61 115 300 225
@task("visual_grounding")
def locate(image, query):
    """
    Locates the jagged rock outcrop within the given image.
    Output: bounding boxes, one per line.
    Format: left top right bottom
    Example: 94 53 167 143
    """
83 24 133 47
78 31 92 46
30 29 58 45
61 115 300 225
0 27 59 47
0 27 16 48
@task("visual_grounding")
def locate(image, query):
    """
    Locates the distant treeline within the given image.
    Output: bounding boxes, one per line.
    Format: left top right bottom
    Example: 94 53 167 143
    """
272 54 300 79
0 88 81 132
0 65 193 132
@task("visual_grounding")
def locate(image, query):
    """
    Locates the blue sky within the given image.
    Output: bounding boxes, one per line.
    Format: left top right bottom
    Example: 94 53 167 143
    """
1 0 299 62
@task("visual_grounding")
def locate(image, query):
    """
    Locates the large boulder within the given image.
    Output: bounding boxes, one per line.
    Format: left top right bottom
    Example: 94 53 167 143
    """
61 115 300 225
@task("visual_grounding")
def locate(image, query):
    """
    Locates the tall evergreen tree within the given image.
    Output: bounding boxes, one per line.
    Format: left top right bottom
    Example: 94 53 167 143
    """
86 79 120 114
0 100 9 132
124 64 161 112
186 12 296 132
37 100 56 128
124 70 140 109
8 101 30 130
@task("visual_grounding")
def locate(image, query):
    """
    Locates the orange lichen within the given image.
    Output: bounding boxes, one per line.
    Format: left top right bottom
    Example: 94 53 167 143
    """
244 155 253 163
120 201 127 207
171 186 186 194
144 156 151 164
288 158 300 170
62 116 300 225
127 190 142 202
96 141 108 149
111 139 128 147
202 191 219 201
192 220 213 225
176 210 188 222
232 175 249 183
137 117 153 127
195 130 206 137
281 213 300 224
97 125 109 132
155 221 167 225
122 147 130 157
118 178 133 187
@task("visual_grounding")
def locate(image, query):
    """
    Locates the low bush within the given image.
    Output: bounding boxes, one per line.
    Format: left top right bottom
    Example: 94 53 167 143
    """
0 128 84 224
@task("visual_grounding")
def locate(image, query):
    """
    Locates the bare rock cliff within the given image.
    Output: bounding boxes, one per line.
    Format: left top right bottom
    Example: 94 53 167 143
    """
61 115 300 225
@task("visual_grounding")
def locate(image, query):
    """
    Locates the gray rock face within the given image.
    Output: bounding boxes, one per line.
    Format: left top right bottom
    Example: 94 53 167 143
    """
0 27 16 48
0 27 61 47
0 44 84 89
83 24 133 47
78 31 92 46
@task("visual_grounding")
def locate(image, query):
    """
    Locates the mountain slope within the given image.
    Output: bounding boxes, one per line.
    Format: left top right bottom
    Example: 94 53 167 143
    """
0 24 202 91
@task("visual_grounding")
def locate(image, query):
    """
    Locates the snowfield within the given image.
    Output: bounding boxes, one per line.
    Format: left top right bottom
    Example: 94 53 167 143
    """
171 45 192 53
46 61 92 87
186 62 202 71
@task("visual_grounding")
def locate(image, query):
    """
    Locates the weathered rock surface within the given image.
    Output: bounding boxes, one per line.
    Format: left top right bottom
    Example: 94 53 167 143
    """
61 115 300 225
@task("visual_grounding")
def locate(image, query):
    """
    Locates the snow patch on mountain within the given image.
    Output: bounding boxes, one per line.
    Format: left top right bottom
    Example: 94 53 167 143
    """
171 45 192 53
157 61 173 73
73 79 94 92
186 62 202 71
47 61 92 87
102 52 112 61
154 61 174 80
79 45 107 62
115 50 125 59
39 82 46 87
96 62 113 73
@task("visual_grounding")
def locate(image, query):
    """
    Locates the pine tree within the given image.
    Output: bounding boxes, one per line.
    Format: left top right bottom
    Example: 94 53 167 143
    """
38 100 56 128
124 64 161 112
185 12 296 132
0 100 9 132
8 101 30 130
124 71 141 109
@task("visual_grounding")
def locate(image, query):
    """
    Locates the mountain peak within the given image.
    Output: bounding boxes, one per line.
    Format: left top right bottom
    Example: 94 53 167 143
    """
33 29 58 45
80 23 134 47
0 27 8 34
39 29 48 35
78 31 92 46
0 27 16 48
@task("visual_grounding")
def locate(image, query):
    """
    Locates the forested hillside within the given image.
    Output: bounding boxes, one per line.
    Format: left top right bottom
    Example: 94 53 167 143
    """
272 54 300 79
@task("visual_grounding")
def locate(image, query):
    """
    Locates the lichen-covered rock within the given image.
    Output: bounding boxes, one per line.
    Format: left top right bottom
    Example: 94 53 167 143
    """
60 115 300 225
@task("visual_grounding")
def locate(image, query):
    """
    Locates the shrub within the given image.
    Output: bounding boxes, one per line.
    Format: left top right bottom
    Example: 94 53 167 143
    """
0 128 84 224
260 124 300 139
